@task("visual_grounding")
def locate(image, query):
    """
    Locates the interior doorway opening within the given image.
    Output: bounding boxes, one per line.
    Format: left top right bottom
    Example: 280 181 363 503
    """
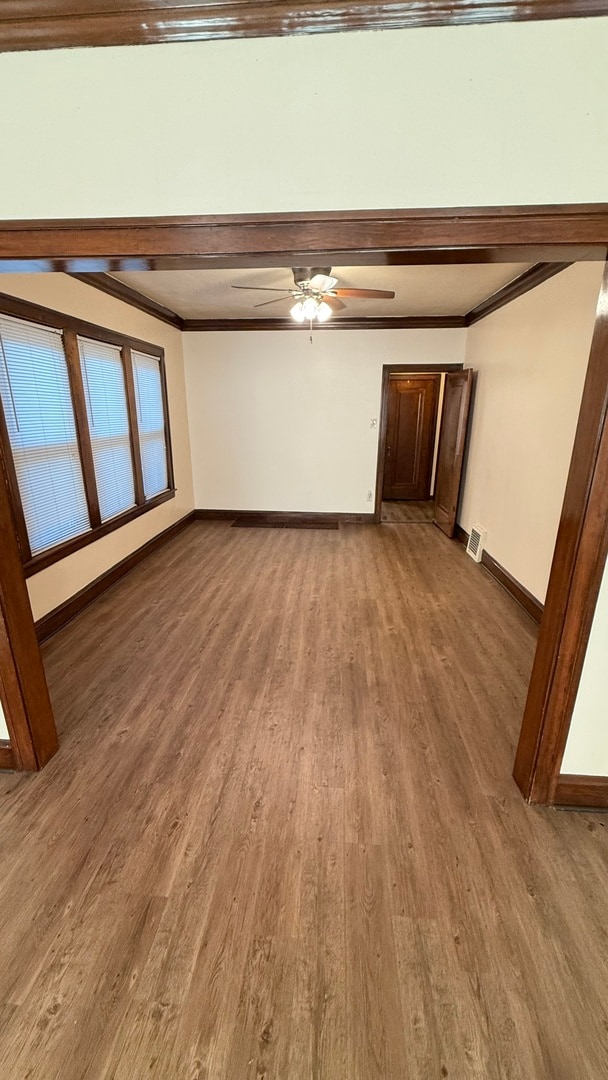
374 363 473 541
0 208 606 808
381 499 435 523
382 372 441 500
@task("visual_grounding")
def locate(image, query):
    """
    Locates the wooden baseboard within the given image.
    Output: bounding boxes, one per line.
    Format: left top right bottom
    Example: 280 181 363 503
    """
454 524 544 625
36 512 196 643
553 774 608 809
0 742 16 770
194 509 376 525
232 514 338 530
481 550 544 626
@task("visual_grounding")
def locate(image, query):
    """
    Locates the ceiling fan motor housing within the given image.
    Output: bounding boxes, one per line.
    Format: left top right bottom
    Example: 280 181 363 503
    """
292 266 332 288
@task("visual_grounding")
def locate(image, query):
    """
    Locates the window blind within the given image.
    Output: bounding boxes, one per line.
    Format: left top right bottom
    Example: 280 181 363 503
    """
132 351 169 498
78 337 135 522
0 315 90 555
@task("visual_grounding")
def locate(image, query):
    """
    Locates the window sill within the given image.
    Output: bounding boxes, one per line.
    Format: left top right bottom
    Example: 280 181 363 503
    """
23 488 176 577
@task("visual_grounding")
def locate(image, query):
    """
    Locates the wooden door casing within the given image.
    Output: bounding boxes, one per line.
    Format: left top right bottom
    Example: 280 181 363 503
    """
382 374 440 500
433 369 474 538
0 442 58 770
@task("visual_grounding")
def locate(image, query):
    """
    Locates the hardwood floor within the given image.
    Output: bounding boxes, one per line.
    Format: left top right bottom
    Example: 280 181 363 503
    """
381 499 435 522
1 521 607 1079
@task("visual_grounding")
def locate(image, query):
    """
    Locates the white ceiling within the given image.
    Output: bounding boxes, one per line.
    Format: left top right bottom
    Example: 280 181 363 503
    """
110 263 533 320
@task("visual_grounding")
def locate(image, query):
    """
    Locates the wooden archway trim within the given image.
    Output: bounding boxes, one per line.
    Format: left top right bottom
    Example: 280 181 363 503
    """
0 204 606 794
0 453 58 770
513 260 608 802
0 4 606 53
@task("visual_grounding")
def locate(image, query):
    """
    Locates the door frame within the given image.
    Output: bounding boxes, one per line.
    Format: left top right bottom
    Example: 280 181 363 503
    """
0 205 607 797
374 363 464 524
433 368 475 539
380 371 441 503
0 453 58 771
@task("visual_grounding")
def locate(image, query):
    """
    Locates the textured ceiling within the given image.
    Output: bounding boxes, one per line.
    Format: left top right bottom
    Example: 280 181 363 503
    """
111 263 533 320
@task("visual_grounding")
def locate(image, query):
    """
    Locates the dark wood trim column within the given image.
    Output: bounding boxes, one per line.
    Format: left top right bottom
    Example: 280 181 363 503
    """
0 441 58 770
513 258 608 803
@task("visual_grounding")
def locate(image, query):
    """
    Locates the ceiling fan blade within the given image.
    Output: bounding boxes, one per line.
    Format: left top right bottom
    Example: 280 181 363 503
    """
232 285 292 293
322 294 347 311
310 274 338 293
333 288 396 299
253 295 294 309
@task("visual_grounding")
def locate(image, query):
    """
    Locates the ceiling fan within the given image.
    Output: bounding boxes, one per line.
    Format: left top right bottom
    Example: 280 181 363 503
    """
232 267 395 323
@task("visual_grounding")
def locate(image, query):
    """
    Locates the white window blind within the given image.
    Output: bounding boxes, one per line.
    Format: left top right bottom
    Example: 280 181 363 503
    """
0 315 90 556
132 351 168 498
78 337 135 522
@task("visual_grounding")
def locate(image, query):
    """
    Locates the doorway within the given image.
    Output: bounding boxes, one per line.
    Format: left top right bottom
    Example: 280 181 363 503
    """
381 372 439 524
0 208 607 807
377 364 474 537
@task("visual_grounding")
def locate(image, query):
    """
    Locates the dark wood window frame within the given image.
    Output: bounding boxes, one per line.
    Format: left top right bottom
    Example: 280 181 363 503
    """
0 290 175 578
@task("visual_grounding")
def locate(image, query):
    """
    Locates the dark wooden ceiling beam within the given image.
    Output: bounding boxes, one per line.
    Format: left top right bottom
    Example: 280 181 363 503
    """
0 1 607 51
0 206 607 273
0 208 600 330
3 248 603 273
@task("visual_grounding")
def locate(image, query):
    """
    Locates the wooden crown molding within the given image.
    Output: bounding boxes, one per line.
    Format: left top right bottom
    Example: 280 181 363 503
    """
69 273 183 329
181 316 467 332
71 256 575 335
1 2 607 52
182 265 571 331
466 262 572 325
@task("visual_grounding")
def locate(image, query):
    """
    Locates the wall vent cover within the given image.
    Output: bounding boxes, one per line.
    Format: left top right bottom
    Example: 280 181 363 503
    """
466 524 487 563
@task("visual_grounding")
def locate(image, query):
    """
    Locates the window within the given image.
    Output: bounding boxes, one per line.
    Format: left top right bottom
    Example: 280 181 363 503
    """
132 351 169 498
79 337 135 521
0 299 174 572
0 316 90 555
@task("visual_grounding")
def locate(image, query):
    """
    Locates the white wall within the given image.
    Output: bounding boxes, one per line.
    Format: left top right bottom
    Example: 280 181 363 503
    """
184 329 465 513
0 274 194 621
0 19 607 219
561 557 608 776
0 698 8 742
459 263 604 603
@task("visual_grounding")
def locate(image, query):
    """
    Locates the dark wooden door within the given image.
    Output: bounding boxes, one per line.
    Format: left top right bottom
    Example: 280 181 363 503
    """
382 374 440 500
434 369 474 538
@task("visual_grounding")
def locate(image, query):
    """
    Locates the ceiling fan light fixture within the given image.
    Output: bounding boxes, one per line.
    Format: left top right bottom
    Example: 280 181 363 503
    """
316 301 332 323
301 296 318 321
290 301 307 323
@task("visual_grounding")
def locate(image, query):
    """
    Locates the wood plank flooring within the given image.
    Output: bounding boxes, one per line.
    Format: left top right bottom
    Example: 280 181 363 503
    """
1 520 607 1079
381 499 435 522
